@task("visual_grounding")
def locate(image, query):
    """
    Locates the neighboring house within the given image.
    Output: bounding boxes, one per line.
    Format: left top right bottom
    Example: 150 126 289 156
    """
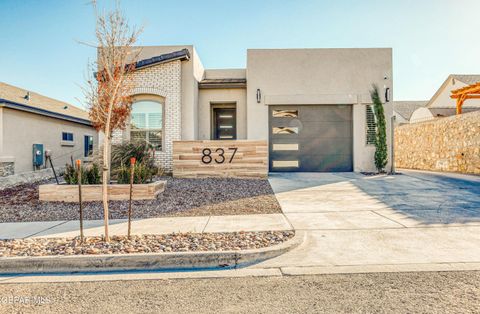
0 82 98 177
110 46 393 173
393 101 428 124
410 74 480 123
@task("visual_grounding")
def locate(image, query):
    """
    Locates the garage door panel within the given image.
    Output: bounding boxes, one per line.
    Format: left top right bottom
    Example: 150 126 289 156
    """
271 138 352 155
299 155 353 172
299 106 353 122
299 138 352 156
300 122 352 138
269 105 352 172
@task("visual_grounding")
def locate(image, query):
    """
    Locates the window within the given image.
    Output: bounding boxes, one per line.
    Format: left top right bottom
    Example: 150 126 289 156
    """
272 127 299 134
272 160 299 168
272 109 298 118
272 143 299 151
130 100 163 150
84 135 93 157
366 105 376 145
62 132 74 142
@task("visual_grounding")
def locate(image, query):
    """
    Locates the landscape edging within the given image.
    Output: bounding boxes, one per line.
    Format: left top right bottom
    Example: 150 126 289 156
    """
0 231 305 274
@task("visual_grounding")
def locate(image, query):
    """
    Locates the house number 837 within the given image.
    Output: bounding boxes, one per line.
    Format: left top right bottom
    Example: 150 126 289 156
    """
201 148 238 164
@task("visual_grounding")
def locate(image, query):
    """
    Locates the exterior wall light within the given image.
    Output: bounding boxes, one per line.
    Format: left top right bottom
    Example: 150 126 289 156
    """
385 87 390 103
256 89 261 103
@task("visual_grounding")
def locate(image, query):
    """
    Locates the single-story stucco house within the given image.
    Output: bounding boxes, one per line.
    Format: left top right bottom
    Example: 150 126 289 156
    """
393 101 428 124
0 82 98 177
410 74 480 123
110 46 394 173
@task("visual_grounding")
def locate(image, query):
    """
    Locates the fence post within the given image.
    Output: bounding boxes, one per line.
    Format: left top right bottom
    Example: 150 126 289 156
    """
76 159 84 243
127 157 136 239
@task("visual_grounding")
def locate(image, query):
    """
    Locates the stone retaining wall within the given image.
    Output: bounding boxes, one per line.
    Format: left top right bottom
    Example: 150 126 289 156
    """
0 167 64 190
394 111 480 174
0 162 14 177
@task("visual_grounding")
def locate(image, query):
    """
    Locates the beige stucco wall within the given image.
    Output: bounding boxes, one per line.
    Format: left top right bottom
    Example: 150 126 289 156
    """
395 111 480 174
410 107 435 123
204 69 246 79
246 48 394 172
198 88 247 140
1 108 98 174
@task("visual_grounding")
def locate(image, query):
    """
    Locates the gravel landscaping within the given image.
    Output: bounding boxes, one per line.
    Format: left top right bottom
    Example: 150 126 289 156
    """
0 231 294 257
0 177 281 223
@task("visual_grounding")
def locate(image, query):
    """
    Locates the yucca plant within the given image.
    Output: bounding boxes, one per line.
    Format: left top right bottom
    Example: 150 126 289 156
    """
111 140 154 169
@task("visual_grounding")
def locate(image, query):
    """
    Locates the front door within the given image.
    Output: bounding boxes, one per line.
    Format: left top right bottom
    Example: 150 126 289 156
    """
213 108 236 140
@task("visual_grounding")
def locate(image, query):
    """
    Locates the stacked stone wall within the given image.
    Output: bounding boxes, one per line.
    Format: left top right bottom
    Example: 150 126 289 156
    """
395 111 480 174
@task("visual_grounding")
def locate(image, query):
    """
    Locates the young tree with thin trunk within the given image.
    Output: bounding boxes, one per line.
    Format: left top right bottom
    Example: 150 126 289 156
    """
82 3 142 241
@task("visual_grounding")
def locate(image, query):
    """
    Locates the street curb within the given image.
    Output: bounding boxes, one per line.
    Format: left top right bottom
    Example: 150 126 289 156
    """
0 231 305 275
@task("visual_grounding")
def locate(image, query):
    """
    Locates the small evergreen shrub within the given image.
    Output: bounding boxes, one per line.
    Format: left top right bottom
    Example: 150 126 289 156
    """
116 162 157 184
369 85 388 172
64 163 101 185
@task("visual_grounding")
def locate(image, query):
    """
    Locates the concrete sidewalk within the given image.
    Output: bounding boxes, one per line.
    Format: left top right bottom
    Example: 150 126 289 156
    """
0 214 292 239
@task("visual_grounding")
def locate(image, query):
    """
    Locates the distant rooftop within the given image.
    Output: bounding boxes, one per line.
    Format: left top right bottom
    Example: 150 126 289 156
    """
393 101 428 120
0 82 91 125
451 74 480 85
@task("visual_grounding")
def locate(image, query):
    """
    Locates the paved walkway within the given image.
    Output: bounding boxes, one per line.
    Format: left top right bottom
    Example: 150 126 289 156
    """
0 214 292 239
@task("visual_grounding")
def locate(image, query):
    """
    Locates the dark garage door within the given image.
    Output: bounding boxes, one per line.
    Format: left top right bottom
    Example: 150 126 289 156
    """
269 105 353 172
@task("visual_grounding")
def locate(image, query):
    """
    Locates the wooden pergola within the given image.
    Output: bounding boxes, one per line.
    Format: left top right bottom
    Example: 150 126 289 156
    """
450 82 480 114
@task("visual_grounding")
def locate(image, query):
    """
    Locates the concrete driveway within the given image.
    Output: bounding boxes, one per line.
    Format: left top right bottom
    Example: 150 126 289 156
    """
255 169 480 274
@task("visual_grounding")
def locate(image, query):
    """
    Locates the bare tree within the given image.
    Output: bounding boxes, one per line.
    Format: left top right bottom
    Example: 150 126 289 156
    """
82 2 142 241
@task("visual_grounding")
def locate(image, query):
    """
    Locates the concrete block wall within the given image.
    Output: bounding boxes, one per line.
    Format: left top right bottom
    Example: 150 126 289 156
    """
395 111 480 174
111 60 182 172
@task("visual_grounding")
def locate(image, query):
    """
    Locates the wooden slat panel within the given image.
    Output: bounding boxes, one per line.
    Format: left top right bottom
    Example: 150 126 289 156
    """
173 140 268 179
39 181 166 202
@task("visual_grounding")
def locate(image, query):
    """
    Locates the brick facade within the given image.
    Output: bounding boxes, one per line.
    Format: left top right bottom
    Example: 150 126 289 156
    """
111 60 182 172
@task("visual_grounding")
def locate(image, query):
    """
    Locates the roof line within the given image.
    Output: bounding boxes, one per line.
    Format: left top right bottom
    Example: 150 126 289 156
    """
199 78 247 89
426 75 453 108
135 48 190 70
0 99 92 126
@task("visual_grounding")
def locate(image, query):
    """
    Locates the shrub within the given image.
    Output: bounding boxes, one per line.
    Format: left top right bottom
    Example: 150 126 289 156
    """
116 162 157 184
64 163 101 185
111 140 161 181
111 140 155 169
370 85 388 172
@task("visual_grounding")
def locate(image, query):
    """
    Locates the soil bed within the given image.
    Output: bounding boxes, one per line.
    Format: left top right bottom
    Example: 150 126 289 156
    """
0 177 281 223
0 231 294 257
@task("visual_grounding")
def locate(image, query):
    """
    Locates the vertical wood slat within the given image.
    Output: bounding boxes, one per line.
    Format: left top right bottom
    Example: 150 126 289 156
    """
173 140 268 179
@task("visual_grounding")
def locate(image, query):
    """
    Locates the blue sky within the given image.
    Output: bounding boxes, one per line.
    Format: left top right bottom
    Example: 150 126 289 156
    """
1 0 479 109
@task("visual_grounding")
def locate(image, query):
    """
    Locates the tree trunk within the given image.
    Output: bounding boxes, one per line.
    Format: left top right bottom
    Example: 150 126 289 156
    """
102 132 111 242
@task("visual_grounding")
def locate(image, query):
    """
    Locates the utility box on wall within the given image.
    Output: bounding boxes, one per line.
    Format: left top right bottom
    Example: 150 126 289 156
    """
32 144 44 168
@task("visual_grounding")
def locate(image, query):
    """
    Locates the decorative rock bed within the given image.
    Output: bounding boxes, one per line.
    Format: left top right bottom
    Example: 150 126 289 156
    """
0 177 281 222
0 231 294 257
